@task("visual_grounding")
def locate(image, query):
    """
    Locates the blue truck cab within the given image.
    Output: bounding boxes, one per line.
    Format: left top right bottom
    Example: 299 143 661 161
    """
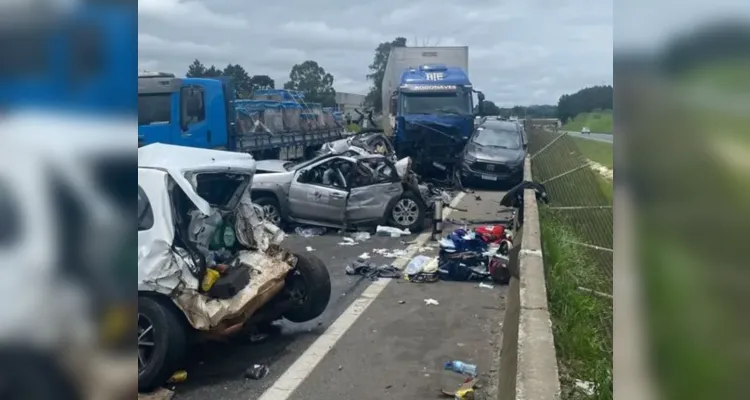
138 72 235 149
390 65 484 169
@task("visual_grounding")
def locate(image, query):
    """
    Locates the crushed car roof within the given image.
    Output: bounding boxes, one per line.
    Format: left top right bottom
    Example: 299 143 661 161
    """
138 143 256 173
138 143 257 216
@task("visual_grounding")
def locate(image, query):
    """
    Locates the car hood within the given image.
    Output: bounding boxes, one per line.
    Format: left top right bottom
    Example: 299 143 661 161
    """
255 159 291 173
466 144 525 164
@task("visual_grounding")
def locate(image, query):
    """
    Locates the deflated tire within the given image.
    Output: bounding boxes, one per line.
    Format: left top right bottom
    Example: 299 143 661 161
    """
282 253 332 323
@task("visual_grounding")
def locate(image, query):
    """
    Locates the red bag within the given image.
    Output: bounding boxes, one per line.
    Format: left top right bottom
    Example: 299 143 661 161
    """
474 225 506 244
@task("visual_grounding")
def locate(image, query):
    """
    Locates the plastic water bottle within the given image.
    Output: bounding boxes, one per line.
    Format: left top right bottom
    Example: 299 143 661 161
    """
444 360 477 377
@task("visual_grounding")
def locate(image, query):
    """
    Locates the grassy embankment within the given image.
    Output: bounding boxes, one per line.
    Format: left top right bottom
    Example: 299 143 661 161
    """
570 136 613 202
541 212 613 399
563 110 613 133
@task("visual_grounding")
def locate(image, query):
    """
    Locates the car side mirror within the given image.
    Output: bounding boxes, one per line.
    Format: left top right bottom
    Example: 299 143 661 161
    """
474 91 486 117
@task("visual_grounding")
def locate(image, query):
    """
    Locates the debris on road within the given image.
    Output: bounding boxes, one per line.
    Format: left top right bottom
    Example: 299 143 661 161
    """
338 237 357 246
444 360 478 377
305 246 315 252
376 225 411 237
248 333 270 343
441 378 480 399
245 364 270 380
358 252 371 260
424 298 439 306
478 282 494 290
436 225 514 284
167 370 187 384
404 255 439 283
372 248 409 258
295 226 326 237
345 261 402 280
138 388 175 400
398 300 406 304
351 231 371 242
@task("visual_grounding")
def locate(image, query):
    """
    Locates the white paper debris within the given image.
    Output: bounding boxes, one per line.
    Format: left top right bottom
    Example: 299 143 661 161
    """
358 252 370 260
478 282 494 289
574 379 595 396
424 298 439 306
372 248 409 258
306 246 315 252
351 232 371 242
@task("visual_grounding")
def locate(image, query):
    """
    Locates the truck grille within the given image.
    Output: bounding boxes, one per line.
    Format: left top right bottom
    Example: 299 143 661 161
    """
473 162 510 173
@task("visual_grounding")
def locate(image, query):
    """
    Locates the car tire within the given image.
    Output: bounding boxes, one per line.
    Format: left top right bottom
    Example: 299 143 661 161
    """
388 191 426 232
282 253 332 323
0 348 81 400
254 196 283 227
138 296 187 393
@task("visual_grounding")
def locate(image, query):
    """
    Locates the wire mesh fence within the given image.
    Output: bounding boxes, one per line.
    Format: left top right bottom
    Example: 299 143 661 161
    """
527 125 613 289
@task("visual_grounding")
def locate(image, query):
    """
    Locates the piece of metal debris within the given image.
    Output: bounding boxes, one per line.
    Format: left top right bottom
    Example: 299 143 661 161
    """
245 364 270 380
478 282 494 289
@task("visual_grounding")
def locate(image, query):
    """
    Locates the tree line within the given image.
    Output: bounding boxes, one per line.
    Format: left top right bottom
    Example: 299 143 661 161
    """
479 102 557 119
556 85 613 123
186 59 336 107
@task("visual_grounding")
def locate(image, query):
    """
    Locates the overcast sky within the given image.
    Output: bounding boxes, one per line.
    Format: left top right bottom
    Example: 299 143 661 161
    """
138 0 612 106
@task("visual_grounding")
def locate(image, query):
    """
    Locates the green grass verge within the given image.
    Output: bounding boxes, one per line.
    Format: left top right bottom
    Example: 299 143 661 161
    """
541 211 613 399
571 137 613 169
595 175 613 204
678 59 750 94
563 110 613 133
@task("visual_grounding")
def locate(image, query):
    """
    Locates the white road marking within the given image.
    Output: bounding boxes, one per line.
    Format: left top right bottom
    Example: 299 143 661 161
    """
256 191 466 400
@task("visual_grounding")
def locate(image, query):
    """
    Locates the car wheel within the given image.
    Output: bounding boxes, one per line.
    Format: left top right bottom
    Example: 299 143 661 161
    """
254 196 283 227
0 349 81 400
138 296 187 393
388 191 426 232
282 252 332 323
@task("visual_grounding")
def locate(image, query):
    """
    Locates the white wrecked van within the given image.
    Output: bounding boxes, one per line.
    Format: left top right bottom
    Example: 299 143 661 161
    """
138 144 331 392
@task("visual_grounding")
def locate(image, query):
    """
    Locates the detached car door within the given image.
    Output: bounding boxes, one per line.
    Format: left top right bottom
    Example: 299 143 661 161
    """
288 158 350 225
346 158 403 223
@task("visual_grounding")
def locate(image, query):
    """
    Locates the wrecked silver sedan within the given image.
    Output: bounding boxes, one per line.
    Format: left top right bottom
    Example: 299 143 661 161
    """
251 153 433 232
137 144 331 392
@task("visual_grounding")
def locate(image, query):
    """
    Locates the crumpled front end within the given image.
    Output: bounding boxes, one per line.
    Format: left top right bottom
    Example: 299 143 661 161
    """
139 190 294 332
396 115 472 171
173 247 295 331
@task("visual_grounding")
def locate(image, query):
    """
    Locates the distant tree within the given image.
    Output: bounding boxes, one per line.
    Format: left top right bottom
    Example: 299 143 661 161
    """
250 75 275 91
204 65 222 77
186 59 207 77
222 64 252 98
284 60 336 107
511 105 526 117
556 85 613 123
481 100 502 115
365 37 407 112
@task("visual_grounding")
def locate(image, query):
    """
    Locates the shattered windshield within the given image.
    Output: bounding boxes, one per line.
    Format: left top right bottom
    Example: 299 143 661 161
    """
401 91 472 116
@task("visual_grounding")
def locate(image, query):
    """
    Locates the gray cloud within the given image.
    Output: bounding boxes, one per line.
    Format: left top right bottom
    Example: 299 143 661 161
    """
138 0 612 106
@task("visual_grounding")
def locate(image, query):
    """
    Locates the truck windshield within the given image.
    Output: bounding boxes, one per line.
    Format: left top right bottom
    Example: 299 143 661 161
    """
138 93 172 126
401 92 471 116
